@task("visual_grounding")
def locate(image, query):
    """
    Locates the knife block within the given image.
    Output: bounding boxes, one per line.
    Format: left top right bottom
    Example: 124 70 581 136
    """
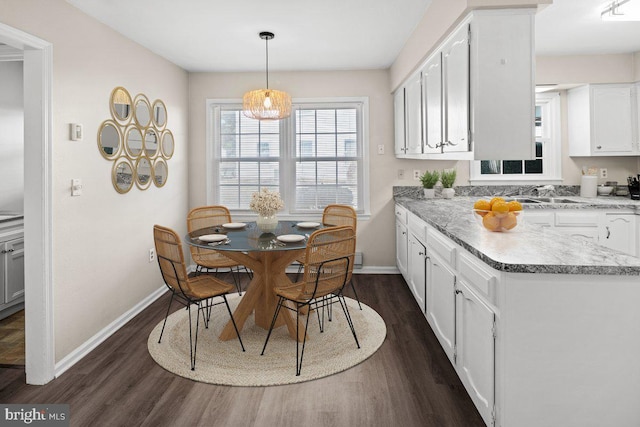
629 184 640 200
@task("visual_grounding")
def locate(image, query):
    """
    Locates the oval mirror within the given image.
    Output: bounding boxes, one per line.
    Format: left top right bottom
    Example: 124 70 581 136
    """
153 158 168 187
152 99 167 129
161 130 175 159
135 156 153 190
112 158 135 194
110 87 132 124
144 128 159 158
124 125 143 159
133 94 151 128
98 120 122 160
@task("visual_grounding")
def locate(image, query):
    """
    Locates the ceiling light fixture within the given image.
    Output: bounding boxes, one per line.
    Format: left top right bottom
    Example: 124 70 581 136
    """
243 32 292 121
601 0 640 21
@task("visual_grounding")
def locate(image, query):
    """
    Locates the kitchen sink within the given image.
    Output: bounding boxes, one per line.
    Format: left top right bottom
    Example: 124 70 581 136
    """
511 197 581 204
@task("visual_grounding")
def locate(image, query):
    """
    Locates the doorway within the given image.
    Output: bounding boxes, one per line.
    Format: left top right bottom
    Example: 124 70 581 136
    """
0 22 54 385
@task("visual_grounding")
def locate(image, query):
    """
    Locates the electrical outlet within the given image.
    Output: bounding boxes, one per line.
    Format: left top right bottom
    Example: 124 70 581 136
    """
413 170 421 180
398 169 405 179
377 144 385 155
149 248 156 263
600 168 608 179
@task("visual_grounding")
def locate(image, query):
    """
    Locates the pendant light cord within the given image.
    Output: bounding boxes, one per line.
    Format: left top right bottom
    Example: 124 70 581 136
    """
265 36 269 89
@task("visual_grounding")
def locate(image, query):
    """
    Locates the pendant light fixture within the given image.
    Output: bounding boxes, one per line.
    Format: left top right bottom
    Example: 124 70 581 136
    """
243 31 292 120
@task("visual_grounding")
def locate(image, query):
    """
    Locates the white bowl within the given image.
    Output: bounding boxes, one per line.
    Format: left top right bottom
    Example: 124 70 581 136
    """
597 186 613 196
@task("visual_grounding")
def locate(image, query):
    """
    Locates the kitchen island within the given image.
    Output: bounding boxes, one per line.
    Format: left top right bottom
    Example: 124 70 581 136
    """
394 195 640 427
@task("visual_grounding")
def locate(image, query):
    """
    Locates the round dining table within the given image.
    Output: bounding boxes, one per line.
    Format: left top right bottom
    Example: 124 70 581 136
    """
185 220 323 342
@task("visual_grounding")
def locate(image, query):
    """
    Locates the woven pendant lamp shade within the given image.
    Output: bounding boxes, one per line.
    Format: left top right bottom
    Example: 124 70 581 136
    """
243 89 291 121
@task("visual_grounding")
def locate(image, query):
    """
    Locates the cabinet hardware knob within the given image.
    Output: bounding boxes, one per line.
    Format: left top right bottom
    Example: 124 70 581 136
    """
418 251 425 256
596 145 602 149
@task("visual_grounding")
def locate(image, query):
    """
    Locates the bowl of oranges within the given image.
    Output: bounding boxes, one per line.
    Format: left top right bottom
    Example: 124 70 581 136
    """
473 197 524 232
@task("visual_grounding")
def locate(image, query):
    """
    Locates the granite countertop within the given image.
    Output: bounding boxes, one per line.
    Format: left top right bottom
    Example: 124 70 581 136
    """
394 196 640 275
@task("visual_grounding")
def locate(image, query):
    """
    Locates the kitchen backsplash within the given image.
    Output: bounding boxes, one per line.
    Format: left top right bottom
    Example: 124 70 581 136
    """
393 185 580 199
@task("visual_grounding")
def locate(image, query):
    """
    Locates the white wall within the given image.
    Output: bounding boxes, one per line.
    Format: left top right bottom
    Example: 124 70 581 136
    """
0 0 189 362
0 61 24 212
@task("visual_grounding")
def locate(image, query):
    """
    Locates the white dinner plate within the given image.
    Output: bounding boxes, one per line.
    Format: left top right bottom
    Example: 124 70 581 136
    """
222 222 246 229
198 234 228 242
296 222 320 228
277 234 306 243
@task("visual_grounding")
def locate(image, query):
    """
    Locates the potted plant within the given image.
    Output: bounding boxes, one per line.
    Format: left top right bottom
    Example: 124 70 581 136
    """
440 169 457 199
420 170 439 198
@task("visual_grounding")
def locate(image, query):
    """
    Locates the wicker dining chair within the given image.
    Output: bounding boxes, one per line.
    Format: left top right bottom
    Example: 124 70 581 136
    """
262 225 359 376
295 204 361 309
187 206 250 294
153 225 244 370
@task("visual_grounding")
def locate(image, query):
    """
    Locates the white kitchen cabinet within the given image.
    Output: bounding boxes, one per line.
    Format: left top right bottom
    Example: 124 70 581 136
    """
394 88 406 155
599 213 637 256
395 205 409 280
394 9 535 160
405 72 423 155
455 280 495 427
1 219 25 320
408 233 427 312
568 84 636 156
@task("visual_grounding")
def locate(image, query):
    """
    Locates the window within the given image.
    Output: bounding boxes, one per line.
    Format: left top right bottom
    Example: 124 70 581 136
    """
207 98 369 217
470 92 561 184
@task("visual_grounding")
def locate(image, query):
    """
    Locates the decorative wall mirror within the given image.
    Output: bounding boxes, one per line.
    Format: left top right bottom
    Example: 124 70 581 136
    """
152 99 167 130
98 120 122 160
144 128 159 159
124 125 143 158
133 94 151 128
153 158 168 187
110 86 132 124
161 130 174 159
112 158 135 194
135 157 153 190
101 87 174 192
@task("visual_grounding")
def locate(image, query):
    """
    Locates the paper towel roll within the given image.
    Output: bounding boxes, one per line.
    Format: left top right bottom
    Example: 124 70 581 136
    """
580 175 597 198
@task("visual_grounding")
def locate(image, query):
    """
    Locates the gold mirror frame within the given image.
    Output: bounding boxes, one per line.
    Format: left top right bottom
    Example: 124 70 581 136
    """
97 120 122 160
124 125 144 159
143 128 160 159
109 86 133 124
153 158 168 187
135 156 153 190
161 129 175 159
112 157 135 194
133 94 152 129
152 99 167 130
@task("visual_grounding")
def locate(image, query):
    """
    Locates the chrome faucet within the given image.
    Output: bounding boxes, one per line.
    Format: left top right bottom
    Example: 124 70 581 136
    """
534 185 556 197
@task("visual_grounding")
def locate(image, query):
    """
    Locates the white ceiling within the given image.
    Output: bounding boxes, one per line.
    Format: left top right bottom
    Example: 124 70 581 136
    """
66 0 640 72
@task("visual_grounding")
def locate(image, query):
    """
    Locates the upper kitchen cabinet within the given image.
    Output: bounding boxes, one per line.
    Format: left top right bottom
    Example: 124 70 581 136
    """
394 71 423 156
394 9 536 160
568 84 637 156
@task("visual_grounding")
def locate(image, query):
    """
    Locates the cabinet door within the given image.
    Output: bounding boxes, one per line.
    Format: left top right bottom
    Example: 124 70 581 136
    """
591 85 634 153
394 88 406 155
426 252 456 363
396 220 408 280
600 214 636 256
442 25 469 153
408 234 426 312
405 72 423 155
422 54 443 153
455 280 495 427
3 238 25 303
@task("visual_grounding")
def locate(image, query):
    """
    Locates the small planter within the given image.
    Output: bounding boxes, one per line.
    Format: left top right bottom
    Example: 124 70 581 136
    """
441 188 455 199
423 188 435 199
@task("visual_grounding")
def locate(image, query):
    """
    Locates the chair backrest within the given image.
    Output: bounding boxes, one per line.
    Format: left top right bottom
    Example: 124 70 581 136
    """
187 206 233 233
322 204 357 229
300 225 356 300
153 225 192 296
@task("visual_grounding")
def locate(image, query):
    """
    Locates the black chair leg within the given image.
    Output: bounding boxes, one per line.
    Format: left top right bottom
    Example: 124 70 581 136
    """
158 291 176 343
349 280 362 310
338 294 360 349
188 303 202 370
261 296 284 355
222 295 245 352
296 302 312 376
230 267 243 295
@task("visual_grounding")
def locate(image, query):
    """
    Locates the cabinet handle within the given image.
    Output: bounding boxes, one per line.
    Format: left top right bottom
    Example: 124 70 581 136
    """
402 231 406 235
0 250 6 254
606 226 610 239
455 289 463 295
596 145 602 149
418 251 425 256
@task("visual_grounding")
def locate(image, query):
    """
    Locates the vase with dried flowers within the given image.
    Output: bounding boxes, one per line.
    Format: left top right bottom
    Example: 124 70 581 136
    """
250 188 284 233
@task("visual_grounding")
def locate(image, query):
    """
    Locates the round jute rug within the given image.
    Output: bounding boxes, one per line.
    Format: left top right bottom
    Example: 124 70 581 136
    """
147 294 386 386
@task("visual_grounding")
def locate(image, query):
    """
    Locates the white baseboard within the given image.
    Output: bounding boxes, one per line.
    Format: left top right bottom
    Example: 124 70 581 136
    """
54 286 167 378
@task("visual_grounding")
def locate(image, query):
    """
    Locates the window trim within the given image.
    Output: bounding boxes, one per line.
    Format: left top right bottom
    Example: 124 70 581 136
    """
206 97 371 220
469 92 562 185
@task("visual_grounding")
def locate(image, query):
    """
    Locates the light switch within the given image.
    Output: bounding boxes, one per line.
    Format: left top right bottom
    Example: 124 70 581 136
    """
70 123 83 141
71 179 83 196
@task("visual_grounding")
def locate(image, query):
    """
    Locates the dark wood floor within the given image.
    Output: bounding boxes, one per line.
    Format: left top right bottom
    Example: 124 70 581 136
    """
0 309 25 366
0 274 484 427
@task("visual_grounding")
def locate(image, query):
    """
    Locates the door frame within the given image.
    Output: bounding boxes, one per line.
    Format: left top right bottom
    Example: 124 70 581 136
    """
0 22 54 384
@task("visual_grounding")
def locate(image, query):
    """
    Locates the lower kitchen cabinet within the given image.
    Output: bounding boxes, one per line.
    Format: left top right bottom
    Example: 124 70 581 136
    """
408 233 427 312
395 205 409 280
426 251 456 363
1 219 25 320
599 212 636 255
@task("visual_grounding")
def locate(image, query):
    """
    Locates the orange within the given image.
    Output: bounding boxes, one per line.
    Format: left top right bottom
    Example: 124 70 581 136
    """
489 197 505 208
501 212 518 230
482 212 502 231
507 200 523 212
473 199 491 215
491 201 509 218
